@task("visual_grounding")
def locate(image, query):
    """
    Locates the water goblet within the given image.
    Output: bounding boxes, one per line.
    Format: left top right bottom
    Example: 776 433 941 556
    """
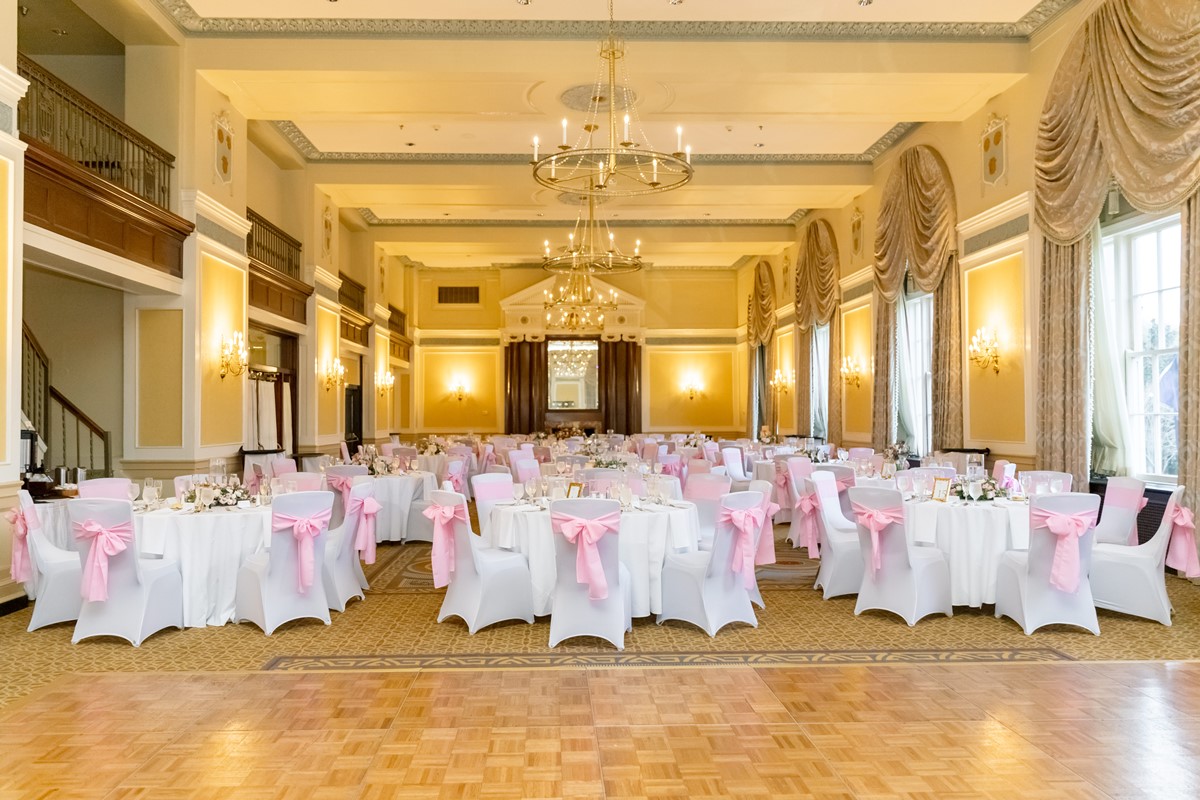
653 462 663 475
968 480 982 503
513 483 525 503
897 474 912 497
127 482 140 503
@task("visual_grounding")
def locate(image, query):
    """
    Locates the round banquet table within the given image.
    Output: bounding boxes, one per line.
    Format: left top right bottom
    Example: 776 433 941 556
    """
905 498 1031 607
417 453 447 479
372 471 438 542
485 500 701 617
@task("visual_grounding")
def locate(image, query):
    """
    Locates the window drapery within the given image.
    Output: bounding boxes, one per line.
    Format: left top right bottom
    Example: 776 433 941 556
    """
795 219 842 442
504 339 548 434
598 339 642 435
873 144 962 452
1034 0 1200 495
747 261 777 436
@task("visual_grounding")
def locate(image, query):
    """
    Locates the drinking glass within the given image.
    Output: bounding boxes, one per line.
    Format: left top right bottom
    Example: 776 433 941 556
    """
525 478 538 500
284 479 297 495
1050 478 1064 494
968 480 982 502
653 462 663 475
513 483 525 503
897 474 912 496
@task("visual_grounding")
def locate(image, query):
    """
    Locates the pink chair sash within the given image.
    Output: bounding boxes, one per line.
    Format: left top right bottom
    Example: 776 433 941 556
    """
1030 507 1098 593
446 467 465 493
835 475 855 492
423 502 467 588
1104 484 1149 545
328 474 355 509
272 508 333 593
660 460 684 479
716 506 765 589
550 510 621 600
480 447 497 471
1166 506 1200 578
73 518 134 602
349 495 382 565
244 466 261 494
794 491 821 559
755 498 780 566
685 480 729 500
6 506 37 584
851 503 905 576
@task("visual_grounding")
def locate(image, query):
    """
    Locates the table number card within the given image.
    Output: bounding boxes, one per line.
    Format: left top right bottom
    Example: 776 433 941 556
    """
932 477 952 503
566 482 583 498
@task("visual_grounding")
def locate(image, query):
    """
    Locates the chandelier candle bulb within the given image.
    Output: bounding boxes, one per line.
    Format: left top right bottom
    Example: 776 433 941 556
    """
532 136 539 161
677 125 683 152
623 114 630 143
685 145 691 164
561 118 568 148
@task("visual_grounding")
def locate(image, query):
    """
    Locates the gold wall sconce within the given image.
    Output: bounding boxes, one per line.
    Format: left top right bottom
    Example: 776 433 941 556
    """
377 370 395 396
769 368 794 395
450 380 468 403
320 359 346 392
968 327 1002 374
682 375 703 400
840 356 863 388
219 332 248 379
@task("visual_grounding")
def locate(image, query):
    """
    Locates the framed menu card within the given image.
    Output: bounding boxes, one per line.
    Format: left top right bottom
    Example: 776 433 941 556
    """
566 482 583 498
931 477 952 502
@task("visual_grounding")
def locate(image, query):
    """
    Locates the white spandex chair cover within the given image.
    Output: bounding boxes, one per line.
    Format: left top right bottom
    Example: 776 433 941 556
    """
547 498 632 650
432 489 534 634
848 487 952 626
21 490 83 631
683 473 733 550
471 472 514 540
1093 476 1146 545
656 490 760 636
67 498 183 646
810 471 863 599
721 448 752 492
325 464 368 528
785 457 816 551
321 480 371 612
1092 485 1185 626
78 478 133 500
994 492 1101 635
235 490 334 635
746 479 777 609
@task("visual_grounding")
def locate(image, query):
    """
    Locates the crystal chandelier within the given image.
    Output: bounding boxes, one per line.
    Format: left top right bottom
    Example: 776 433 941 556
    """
530 0 693 198
542 194 642 275
548 341 597 378
543 270 618 332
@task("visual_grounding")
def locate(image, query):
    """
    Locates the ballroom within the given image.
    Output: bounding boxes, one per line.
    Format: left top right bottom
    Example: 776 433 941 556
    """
1 0 1199 796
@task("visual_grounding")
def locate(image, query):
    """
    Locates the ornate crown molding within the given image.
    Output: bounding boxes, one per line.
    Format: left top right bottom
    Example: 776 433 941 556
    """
358 208 806 228
153 0 1077 40
276 121 915 165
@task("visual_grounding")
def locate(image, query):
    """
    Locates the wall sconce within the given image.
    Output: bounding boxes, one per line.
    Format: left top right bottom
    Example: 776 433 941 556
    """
219 332 248 379
968 327 1002 374
840 356 863 388
320 359 346 392
769 368 794 395
682 376 703 400
450 380 468 403
376 370 395 396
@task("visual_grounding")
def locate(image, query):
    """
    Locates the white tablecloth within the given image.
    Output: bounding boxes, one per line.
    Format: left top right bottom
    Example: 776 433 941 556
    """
906 498 1030 607
417 454 447 478
373 471 437 542
485 501 700 617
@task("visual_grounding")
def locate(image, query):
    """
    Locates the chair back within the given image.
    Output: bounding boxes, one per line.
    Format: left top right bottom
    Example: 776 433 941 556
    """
334 480 372 561
639 441 660 463
380 443 396 457
847 487 914 575
1095 476 1146 545
847 447 874 461
684 472 732 500
869 454 885 474
785 457 814 490
66 498 141 595
282 472 325 492
1020 470 1074 494
813 463 855 489
511 457 541 484
548 497 622 598
472 473 514 537
532 445 553 463
339 442 352 462
267 491 334 595
721 448 749 480
78 478 132 500
1142 484 1185 563
747 478 777 540
428 489 481 579
991 459 1016 487
326 464 368 521
271 458 297 476
687 458 711 477
1026 493 1100 592
709 490 764 582
810 470 853 530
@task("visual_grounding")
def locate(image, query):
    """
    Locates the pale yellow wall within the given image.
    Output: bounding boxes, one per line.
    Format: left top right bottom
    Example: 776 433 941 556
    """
841 303 873 442
420 349 500 431
634 272 739 330
965 252 1027 443
246 141 306 240
198 254 244 446
23 268 126 459
396 371 411 431
775 328 797 433
192 74 246 213
0 158 8 459
1 0 15 72
381 256 408 311
415 270 503 330
374 331 391 432
645 348 740 432
136 308 183 447
312 189 338 274
125 46 182 163
27 55 125 119
316 305 340 436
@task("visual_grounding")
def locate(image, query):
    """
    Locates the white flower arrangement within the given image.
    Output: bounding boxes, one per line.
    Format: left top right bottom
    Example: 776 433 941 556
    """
185 483 250 507
418 439 445 456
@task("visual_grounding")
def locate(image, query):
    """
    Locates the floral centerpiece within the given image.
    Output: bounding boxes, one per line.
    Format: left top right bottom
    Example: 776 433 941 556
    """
578 436 607 457
417 438 445 456
184 483 251 507
531 430 554 443
591 456 627 470
951 475 1005 501
683 431 708 448
758 425 777 445
558 424 585 439
882 441 909 463
804 447 830 463
351 452 401 475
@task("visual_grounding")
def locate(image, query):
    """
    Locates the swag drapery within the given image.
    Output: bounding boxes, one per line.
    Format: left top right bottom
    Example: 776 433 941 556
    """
794 219 843 444
747 261 777 436
504 339 547 434
598 339 642 435
1034 0 1200 495
872 144 963 453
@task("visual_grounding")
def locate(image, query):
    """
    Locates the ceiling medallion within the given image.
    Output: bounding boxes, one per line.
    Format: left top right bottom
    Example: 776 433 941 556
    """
530 0 693 198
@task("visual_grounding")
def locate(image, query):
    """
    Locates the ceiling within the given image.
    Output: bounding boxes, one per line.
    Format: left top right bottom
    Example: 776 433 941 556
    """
21 0 1080 270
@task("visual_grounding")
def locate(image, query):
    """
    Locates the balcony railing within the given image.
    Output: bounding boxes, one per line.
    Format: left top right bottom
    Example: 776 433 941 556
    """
247 208 303 280
339 273 367 315
17 53 174 210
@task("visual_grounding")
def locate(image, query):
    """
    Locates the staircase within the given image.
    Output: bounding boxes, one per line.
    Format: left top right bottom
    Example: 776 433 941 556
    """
21 324 112 477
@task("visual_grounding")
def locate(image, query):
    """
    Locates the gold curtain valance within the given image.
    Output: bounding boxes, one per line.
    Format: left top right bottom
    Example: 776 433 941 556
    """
748 260 777 347
795 219 841 332
1035 0 1200 245
873 145 958 302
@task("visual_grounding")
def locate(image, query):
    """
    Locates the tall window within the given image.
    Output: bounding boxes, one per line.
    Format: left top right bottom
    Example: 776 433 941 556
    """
1100 215 1181 481
810 324 830 438
896 288 933 456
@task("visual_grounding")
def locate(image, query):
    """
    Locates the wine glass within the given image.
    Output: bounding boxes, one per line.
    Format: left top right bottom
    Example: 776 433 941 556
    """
968 480 982 503
897 474 912 497
513 482 526 503
524 478 538 500
127 482 140 504
653 462 663 475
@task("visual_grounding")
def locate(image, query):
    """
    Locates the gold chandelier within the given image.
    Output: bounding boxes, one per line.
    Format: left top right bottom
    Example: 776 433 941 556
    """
530 0 693 198
542 194 642 275
548 341 598 378
543 270 618 332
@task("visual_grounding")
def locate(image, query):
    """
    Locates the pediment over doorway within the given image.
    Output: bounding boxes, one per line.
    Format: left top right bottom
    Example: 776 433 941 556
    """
500 274 645 343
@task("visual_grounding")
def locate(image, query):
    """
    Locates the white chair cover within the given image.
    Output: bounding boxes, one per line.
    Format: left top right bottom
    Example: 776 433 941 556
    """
22 490 83 631
810 472 863 599
547 498 631 650
321 480 372 612
1092 485 1185 626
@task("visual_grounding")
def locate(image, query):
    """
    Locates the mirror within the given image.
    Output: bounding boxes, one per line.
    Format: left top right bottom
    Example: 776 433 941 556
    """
547 340 599 410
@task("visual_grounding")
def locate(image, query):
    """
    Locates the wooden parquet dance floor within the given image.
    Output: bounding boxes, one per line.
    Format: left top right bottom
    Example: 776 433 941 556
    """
3 660 1200 798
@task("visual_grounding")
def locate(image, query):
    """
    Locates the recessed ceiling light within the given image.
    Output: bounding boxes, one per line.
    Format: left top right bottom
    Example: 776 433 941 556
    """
859 0 873 6
516 0 531 5
51 28 68 36
753 142 765 148
405 142 415 147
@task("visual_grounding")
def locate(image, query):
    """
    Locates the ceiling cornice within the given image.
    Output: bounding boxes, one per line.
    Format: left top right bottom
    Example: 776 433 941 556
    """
358 208 807 228
275 121 915 165
152 0 1078 40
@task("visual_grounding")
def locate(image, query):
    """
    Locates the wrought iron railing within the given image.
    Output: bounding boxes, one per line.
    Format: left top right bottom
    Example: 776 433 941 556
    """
17 53 174 210
247 208 303 280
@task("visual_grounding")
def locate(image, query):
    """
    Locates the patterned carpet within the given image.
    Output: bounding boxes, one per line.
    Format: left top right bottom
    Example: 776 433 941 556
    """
2 523 1200 709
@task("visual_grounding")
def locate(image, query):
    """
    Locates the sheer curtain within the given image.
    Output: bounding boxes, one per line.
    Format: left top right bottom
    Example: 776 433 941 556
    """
1091 221 1132 475
811 325 829 439
895 290 928 457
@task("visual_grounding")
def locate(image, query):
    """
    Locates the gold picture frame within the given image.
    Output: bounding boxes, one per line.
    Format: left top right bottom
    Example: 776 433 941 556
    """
932 476 952 503
566 482 583 499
